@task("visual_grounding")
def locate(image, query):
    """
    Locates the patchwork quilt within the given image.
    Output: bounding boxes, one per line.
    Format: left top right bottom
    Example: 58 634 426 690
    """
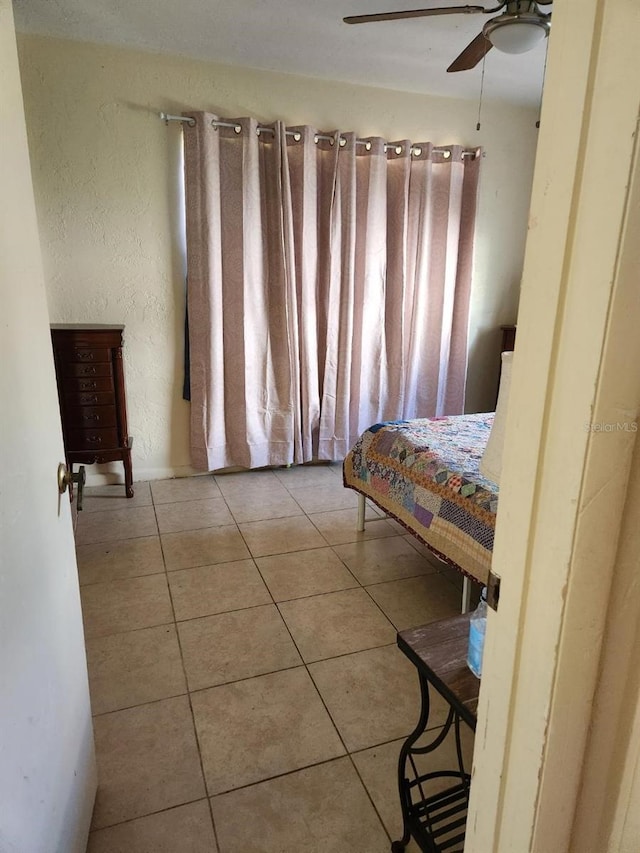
343 413 498 585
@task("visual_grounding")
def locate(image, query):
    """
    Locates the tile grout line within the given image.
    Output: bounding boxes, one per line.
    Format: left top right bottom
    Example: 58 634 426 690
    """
361 578 410 631
150 483 224 853
91 639 419 720
303 657 395 843
90 796 212 835
83 474 455 847
248 528 352 758
302 501 400 844
302 496 462 843
203 715 452 801
84 617 176 640
299 505 408 634
210 483 389 837
83 561 429 660
249 504 395 844
209 755 349 799
346 754 393 845
91 688 191 719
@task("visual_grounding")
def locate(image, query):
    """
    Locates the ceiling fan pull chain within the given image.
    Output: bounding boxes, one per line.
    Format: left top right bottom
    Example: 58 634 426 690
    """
536 38 550 128
477 51 487 131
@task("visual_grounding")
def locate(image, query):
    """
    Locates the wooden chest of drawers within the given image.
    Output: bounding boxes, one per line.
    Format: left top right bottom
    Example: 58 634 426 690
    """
500 324 516 354
51 325 134 497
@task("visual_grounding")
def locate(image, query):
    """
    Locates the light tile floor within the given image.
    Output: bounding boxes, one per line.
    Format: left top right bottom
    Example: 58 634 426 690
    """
78 464 470 853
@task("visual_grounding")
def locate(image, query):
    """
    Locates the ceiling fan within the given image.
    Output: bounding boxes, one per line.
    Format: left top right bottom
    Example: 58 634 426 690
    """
344 1 552 72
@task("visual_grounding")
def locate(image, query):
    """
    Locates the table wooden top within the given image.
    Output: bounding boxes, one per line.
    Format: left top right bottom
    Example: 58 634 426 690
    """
397 614 479 728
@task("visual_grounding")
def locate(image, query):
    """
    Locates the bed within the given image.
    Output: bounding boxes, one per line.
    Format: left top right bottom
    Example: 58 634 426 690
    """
343 413 498 606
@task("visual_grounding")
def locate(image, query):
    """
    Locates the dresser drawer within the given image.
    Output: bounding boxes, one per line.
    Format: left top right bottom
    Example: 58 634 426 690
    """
51 325 133 496
64 406 118 429
64 348 111 363
64 377 114 393
62 362 113 379
66 428 119 451
64 391 116 407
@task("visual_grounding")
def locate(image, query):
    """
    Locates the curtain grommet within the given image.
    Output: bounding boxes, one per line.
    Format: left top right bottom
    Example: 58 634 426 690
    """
365 141 372 151
294 132 301 142
339 137 346 147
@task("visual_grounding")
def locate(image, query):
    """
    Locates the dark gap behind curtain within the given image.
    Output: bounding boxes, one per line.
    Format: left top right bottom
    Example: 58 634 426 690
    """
183 281 190 401
182 111 481 471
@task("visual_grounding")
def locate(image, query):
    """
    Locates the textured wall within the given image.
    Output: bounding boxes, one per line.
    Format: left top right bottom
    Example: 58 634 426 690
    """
17 34 538 479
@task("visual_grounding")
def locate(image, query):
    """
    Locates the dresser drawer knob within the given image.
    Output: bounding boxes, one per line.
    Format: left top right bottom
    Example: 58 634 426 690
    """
80 381 97 390
87 435 102 444
80 395 99 404
81 366 97 375
78 352 94 360
83 413 100 422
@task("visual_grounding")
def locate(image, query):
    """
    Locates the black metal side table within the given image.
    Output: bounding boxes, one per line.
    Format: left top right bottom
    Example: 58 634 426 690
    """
391 614 479 853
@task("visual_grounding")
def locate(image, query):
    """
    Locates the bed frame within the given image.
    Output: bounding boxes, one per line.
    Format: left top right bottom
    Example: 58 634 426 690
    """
343 413 498 613
356 493 473 611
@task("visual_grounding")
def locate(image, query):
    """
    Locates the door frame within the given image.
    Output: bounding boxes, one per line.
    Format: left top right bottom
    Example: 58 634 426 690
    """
466 0 640 849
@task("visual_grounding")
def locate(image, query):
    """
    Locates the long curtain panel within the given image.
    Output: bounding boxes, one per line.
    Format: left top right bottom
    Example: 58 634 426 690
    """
183 112 481 470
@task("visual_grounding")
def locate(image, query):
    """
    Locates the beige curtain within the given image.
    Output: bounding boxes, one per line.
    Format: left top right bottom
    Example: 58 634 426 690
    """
183 112 481 470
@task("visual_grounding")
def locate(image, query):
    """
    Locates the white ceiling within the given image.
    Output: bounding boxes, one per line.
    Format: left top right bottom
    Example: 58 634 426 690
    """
13 0 549 105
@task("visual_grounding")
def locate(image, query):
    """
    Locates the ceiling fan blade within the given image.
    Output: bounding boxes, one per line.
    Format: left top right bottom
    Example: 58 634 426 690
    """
344 6 488 25
447 31 493 71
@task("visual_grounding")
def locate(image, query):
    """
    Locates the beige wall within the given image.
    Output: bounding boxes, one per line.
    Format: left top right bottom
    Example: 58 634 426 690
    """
17 34 538 479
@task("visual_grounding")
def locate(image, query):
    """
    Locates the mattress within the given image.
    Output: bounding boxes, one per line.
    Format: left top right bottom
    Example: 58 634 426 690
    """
343 413 498 586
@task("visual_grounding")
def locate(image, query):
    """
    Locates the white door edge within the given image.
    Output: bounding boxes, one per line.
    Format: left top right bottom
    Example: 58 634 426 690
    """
466 0 640 850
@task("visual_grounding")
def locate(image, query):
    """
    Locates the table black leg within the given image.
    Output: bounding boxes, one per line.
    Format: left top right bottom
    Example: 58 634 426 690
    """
454 713 471 800
392 618 478 852
391 672 432 852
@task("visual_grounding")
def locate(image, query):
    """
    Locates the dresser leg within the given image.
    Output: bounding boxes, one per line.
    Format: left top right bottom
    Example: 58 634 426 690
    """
123 447 134 498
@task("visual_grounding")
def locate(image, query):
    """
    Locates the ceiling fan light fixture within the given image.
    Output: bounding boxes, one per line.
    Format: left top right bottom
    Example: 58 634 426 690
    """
484 15 549 55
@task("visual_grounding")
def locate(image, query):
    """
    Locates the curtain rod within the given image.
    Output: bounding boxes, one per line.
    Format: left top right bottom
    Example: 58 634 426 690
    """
159 112 481 159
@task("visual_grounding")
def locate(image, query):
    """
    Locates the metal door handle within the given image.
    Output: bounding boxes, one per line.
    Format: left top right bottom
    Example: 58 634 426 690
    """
57 463 86 511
